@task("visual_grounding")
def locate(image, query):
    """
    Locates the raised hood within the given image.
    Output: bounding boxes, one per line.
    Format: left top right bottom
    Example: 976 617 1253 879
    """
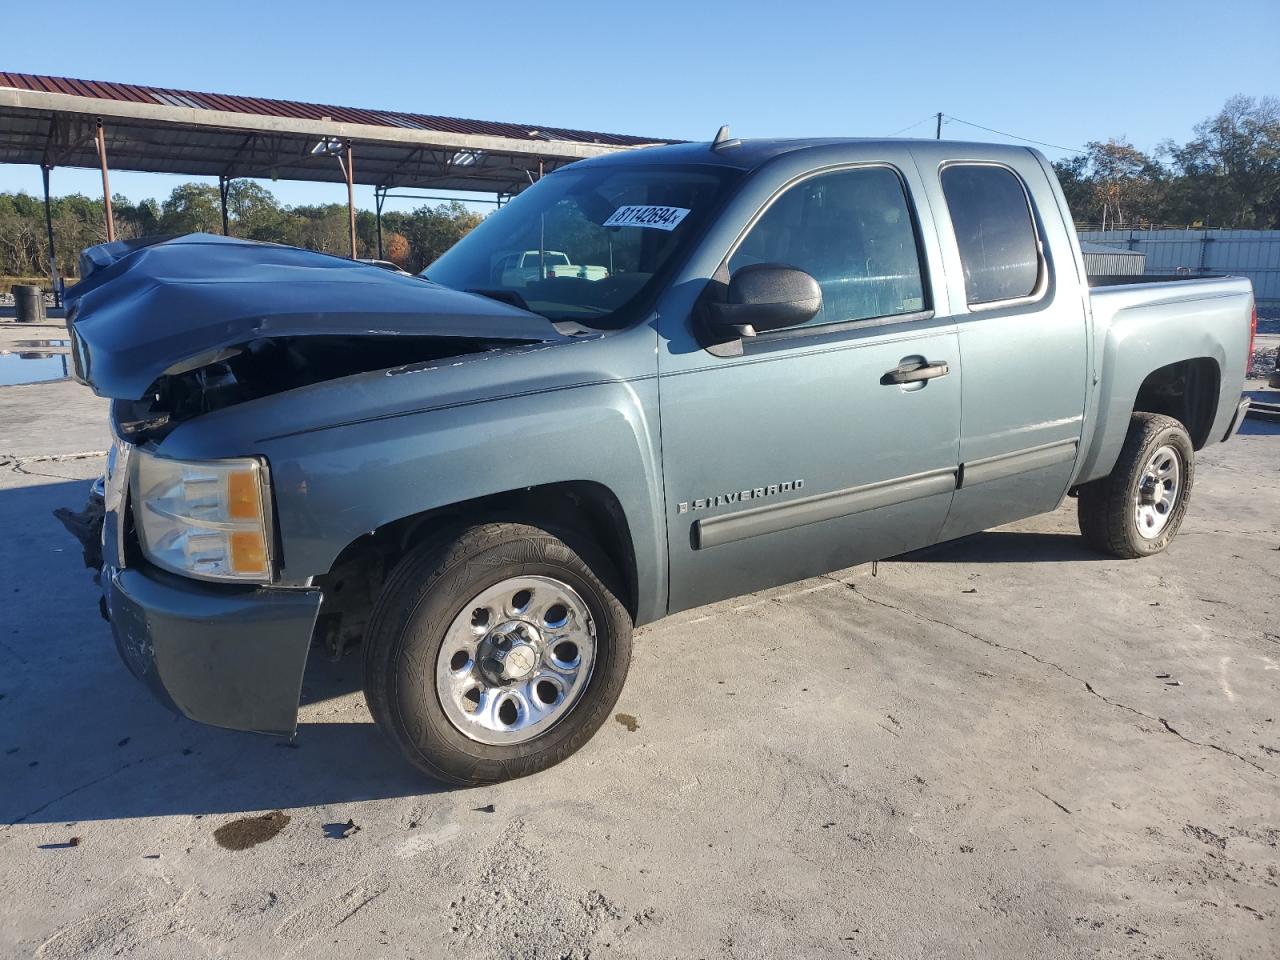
65 233 562 400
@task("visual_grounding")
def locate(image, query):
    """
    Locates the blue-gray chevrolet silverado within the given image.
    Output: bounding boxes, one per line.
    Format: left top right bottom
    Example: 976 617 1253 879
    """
60 138 1257 785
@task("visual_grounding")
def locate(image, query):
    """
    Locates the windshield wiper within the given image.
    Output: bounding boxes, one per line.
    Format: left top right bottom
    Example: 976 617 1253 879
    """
465 288 537 314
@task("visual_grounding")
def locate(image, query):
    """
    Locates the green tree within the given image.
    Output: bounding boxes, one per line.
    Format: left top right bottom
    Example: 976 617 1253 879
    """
1166 95 1280 228
0 193 42 275
1079 139 1168 227
159 183 222 235
49 194 110 275
112 193 160 239
1052 154 1091 223
227 180 284 240
395 201 484 271
288 203 356 256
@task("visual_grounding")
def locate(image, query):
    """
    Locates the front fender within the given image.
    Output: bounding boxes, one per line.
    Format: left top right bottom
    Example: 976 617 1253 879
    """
260 377 666 622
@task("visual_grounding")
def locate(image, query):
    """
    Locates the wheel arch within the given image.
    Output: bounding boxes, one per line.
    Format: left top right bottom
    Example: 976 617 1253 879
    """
1132 356 1221 449
1077 285 1249 486
310 480 641 659
1079 354 1220 486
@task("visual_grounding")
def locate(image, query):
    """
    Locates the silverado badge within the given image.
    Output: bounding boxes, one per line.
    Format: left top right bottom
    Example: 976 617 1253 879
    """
678 480 805 514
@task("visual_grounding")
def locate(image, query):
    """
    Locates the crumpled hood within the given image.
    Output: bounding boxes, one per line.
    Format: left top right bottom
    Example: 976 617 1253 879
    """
64 233 562 400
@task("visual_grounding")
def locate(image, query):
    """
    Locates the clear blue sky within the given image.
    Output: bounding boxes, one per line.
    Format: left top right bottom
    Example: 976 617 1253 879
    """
2 0 1276 214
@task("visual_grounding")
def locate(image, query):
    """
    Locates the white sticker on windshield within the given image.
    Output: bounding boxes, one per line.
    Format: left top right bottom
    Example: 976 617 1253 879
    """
602 205 691 231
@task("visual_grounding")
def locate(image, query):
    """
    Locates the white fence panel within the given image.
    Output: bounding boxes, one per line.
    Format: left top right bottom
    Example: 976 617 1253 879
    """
1079 229 1280 308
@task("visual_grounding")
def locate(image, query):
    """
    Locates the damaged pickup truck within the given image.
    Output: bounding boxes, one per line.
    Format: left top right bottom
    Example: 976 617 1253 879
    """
61 138 1256 785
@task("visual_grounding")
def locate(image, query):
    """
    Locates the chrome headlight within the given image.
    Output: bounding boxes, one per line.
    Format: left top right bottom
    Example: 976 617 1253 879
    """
132 452 273 583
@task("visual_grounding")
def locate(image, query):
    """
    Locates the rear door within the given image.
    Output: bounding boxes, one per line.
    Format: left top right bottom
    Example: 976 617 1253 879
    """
657 153 963 613
908 147 1089 539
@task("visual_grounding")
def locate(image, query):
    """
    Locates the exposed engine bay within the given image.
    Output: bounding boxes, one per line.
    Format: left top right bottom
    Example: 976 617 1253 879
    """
110 334 513 442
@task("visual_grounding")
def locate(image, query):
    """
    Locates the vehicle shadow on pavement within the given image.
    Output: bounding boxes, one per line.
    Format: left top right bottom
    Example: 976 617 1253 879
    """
1237 415 1280 436
900 530 1105 563
1 478 447 827
298 653 366 705
4 716 446 827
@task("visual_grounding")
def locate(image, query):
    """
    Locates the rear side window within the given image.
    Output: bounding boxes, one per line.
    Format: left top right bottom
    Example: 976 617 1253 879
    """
941 164 1041 305
728 166 927 328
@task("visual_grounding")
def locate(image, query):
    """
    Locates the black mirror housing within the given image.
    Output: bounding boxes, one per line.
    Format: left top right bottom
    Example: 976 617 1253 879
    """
707 263 823 336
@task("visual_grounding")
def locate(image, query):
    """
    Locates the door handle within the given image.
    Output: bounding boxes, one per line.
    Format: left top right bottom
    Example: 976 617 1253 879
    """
881 359 950 385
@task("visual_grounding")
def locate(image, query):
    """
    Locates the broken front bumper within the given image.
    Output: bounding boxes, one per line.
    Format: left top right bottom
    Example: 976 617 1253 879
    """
103 562 322 736
60 452 322 736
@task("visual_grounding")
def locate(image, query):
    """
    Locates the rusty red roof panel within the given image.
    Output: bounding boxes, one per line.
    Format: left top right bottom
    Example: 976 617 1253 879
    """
0 71 666 146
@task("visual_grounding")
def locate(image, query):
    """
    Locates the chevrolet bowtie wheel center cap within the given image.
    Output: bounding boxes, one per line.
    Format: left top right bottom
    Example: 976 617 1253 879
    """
498 642 538 681
482 620 543 682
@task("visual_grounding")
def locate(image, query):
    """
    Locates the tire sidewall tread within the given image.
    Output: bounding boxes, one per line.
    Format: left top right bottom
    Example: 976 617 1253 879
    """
1077 413 1195 559
362 521 632 786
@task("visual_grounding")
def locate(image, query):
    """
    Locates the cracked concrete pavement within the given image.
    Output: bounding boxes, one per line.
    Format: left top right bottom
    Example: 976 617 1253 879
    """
1 366 1278 959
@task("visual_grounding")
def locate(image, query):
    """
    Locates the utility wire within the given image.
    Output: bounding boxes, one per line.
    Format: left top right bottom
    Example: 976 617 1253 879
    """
884 115 936 138
942 114 1085 154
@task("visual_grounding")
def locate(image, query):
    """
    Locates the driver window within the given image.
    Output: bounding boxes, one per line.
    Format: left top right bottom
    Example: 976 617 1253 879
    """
729 166 928 328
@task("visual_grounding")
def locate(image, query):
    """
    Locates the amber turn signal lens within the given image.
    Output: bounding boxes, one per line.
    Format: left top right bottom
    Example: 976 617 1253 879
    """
229 530 268 576
227 469 263 521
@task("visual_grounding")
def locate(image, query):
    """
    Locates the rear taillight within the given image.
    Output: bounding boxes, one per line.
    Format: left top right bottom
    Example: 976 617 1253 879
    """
1248 303 1257 377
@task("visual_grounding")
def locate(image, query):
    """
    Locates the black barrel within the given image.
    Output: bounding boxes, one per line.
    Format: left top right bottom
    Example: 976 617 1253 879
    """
13 285 46 323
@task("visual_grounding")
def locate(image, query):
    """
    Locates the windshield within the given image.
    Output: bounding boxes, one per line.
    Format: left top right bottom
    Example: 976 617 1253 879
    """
424 165 736 325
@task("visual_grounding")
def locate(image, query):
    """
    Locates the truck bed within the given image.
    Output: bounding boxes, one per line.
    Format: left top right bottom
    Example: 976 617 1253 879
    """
1076 274 1254 485
1087 273 1225 288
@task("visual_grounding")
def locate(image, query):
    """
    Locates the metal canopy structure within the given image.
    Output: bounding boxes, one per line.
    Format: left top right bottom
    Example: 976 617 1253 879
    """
0 71 669 297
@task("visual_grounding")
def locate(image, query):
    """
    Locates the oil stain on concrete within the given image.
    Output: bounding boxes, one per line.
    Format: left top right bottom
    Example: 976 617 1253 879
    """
214 811 291 851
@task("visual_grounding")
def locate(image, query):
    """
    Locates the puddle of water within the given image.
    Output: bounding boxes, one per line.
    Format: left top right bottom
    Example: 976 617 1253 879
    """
0 351 71 385
13 338 70 349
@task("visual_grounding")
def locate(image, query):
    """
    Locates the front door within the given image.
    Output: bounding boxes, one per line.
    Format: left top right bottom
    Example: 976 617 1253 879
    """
658 160 962 613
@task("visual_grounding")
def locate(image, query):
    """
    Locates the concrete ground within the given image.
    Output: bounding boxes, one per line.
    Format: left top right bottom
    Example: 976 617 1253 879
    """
1 343 1278 959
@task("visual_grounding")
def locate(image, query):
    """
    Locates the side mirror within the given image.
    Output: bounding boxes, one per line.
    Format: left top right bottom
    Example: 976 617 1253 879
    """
707 263 822 337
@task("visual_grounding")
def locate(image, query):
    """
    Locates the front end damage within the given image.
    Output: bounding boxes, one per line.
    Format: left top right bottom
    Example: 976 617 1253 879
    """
67 232 562 444
57 233 566 735
104 564 323 735
57 437 324 736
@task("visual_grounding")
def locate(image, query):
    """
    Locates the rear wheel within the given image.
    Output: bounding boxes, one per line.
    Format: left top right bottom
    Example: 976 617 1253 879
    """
1078 413 1195 558
362 522 632 786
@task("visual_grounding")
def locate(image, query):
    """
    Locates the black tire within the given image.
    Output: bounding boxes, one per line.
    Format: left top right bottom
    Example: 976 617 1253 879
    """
362 521 632 786
1077 413 1195 559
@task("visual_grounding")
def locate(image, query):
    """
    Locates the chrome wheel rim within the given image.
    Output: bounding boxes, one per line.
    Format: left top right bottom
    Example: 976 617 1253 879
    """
1134 444 1181 539
435 575 596 745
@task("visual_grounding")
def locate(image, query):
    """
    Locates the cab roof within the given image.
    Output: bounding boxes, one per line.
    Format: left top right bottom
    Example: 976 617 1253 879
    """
570 137 1038 172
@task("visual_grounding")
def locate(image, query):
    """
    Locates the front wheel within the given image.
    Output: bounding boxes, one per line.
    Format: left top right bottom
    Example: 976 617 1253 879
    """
1077 412 1195 558
362 522 632 786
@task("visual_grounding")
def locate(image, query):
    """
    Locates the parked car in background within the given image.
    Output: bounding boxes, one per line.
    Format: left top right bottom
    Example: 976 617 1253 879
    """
60 137 1255 786
492 249 610 285
494 249 571 285
548 262 609 281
